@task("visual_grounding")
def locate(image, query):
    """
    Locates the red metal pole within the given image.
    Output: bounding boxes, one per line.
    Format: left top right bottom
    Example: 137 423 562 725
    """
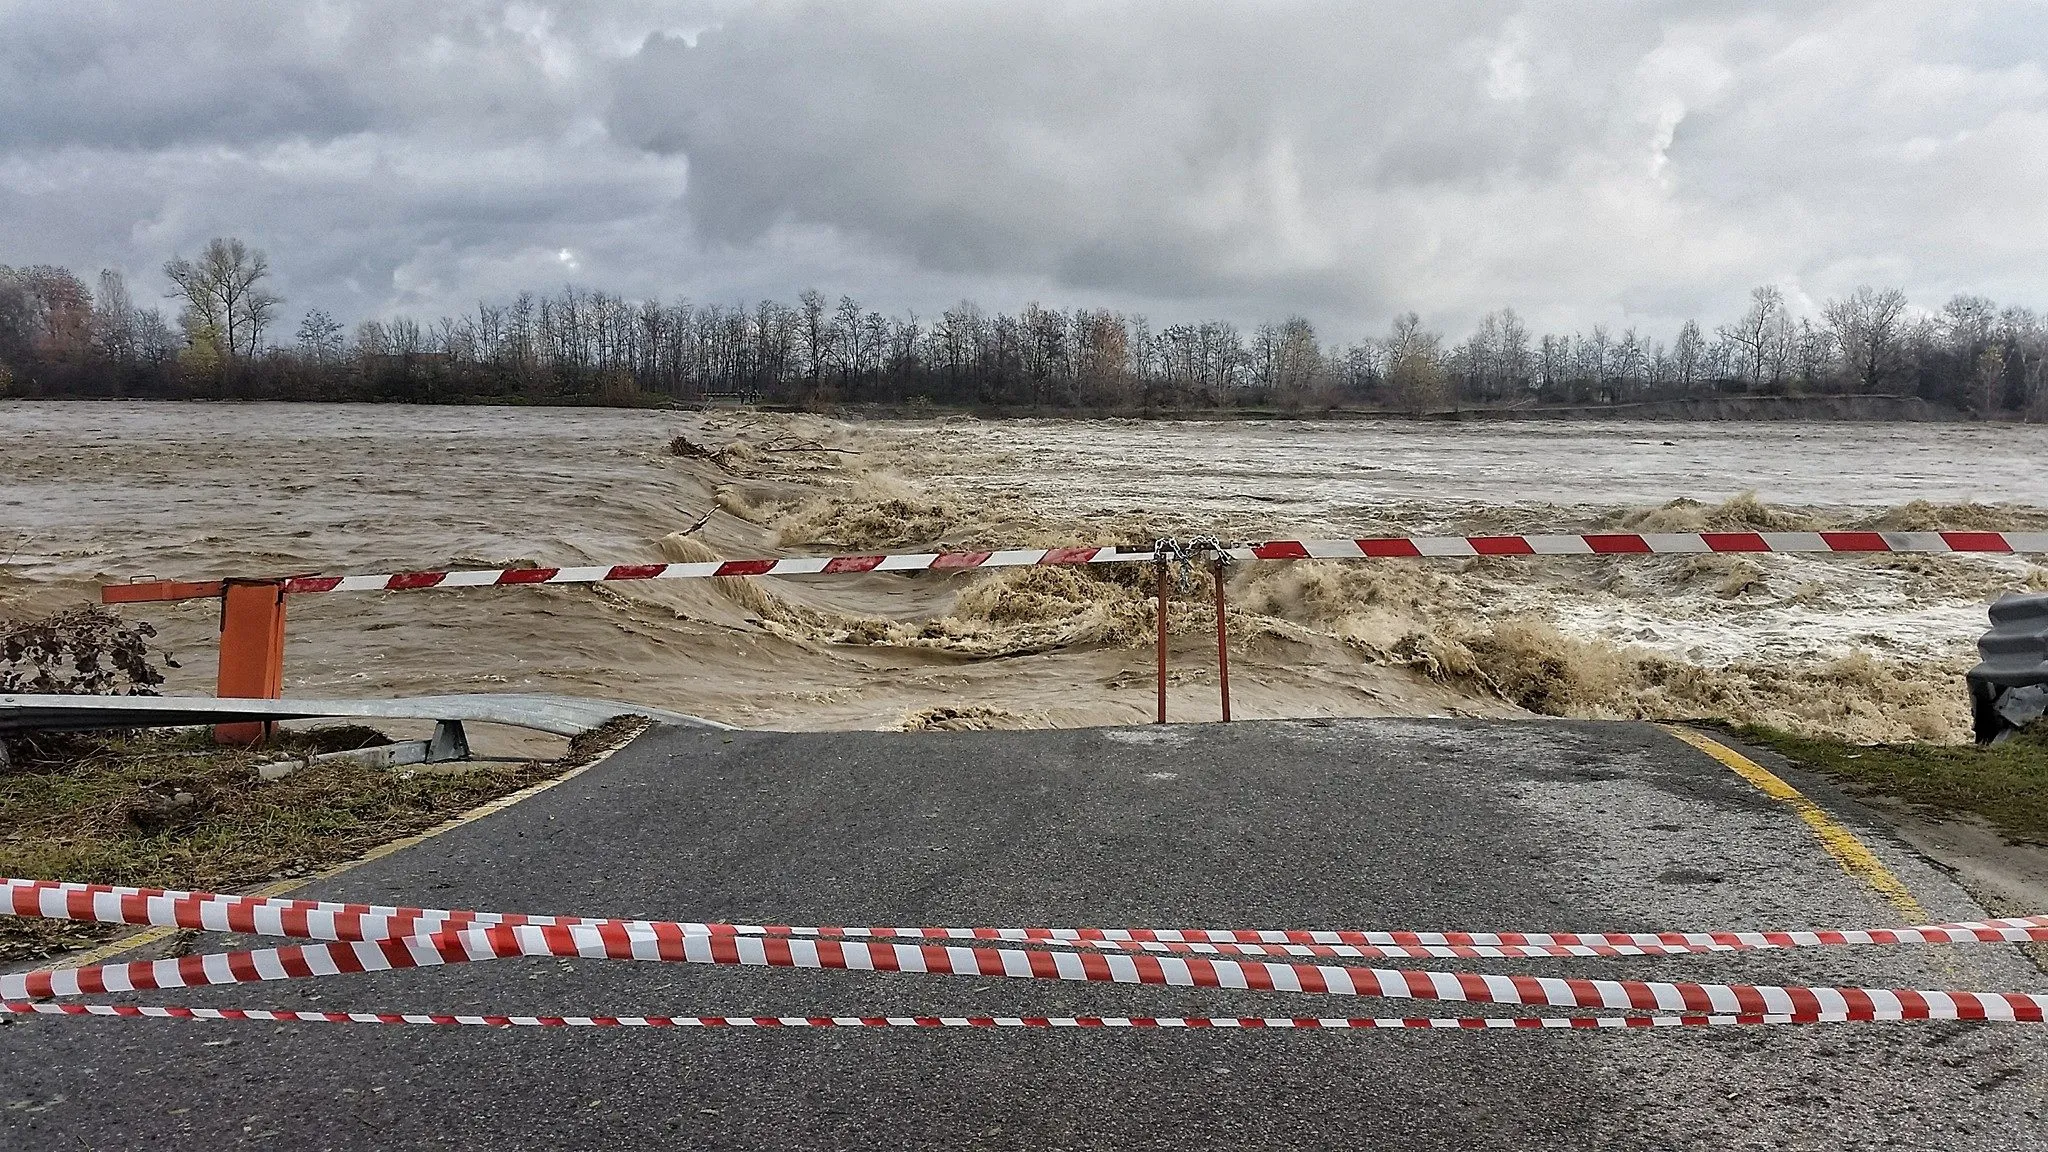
1155 561 1169 725
1213 559 1231 723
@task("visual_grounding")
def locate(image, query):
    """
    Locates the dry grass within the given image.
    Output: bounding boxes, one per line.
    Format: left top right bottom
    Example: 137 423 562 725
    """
0 721 638 963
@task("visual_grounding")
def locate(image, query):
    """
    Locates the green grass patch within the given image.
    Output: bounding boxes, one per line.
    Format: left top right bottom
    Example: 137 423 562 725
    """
1 722 635 963
1733 725 2048 845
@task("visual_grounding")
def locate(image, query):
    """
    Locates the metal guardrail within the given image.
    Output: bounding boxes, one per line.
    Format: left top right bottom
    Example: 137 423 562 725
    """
0 692 731 738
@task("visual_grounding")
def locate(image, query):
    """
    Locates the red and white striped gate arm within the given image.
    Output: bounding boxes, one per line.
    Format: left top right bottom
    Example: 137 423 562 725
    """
1231 530 2048 561
279 545 1164 594
264 530 2048 596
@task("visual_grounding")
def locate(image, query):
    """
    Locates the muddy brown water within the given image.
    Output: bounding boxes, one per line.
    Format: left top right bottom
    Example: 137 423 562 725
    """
4 401 2044 745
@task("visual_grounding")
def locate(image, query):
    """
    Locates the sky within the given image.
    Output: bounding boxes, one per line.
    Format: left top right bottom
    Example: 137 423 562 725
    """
1 0 2044 343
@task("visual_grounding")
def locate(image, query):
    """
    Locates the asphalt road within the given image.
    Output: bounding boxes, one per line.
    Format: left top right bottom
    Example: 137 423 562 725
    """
4 718 2046 1150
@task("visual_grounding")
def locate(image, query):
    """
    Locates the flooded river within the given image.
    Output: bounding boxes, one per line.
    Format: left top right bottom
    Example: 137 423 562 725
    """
4 402 2044 742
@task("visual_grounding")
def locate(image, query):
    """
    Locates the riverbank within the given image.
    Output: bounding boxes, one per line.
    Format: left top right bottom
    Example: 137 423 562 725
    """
8 391 2021 424
818 392 1985 424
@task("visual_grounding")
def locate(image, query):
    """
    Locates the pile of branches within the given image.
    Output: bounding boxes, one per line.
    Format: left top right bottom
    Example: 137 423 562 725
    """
667 434 715 459
1 606 170 696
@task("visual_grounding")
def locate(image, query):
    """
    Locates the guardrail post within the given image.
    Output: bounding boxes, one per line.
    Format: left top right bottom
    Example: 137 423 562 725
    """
214 579 288 745
1213 558 1231 722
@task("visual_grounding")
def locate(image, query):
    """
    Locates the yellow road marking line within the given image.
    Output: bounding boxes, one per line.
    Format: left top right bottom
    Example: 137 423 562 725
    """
1662 725 1927 922
46 723 650 970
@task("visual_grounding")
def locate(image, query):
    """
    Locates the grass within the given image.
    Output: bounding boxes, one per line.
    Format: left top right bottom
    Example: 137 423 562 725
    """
1733 724 2048 845
0 721 637 964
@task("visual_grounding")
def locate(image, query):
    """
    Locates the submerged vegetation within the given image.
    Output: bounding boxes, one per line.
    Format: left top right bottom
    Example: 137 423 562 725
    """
0 605 169 696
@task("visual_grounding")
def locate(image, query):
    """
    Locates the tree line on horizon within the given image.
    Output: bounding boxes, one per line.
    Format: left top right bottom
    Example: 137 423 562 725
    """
3 237 2045 417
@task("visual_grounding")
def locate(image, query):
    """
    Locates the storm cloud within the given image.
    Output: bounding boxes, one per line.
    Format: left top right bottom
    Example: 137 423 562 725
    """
2 0 2043 339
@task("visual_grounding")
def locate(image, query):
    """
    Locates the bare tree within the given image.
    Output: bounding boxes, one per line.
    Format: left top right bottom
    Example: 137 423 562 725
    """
889 311 925 390
862 310 890 392
1716 285 1784 393
834 295 864 395
1943 295 1998 360
28 233 2048 417
11 266 93 360
1454 308 1529 402
1335 339 1384 402
1993 306 2047 420
163 238 281 359
134 308 177 367
752 299 792 398
796 289 830 397
295 309 344 364
352 319 390 358
1538 332 1568 397
1498 307 1530 396
1579 325 1612 403
1974 347 2007 415
1612 328 1648 397
1823 286 1910 392
388 316 423 358
1673 320 1706 396
1455 312 1499 401
0 268 29 373
1256 317 1315 406
1386 312 1446 412
90 270 137 362
1792 319 1834 392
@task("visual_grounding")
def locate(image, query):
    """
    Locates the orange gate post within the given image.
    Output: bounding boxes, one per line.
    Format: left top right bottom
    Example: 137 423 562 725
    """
212 579 288 745
101 577 285 746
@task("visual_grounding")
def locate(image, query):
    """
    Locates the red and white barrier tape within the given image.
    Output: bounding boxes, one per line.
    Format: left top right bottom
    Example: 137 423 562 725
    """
10 880 2048 1024
0 1000 1901 1032
13 879 2048 960
16 922 2048 1021
260 530 2048 596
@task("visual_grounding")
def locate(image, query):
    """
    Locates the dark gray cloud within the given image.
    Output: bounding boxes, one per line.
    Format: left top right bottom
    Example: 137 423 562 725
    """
0 0 2042 341
611 2 1614 320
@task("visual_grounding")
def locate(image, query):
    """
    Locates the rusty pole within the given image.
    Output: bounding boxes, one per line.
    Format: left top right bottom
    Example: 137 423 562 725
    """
1213 558 1231 722
1155 560 1169 725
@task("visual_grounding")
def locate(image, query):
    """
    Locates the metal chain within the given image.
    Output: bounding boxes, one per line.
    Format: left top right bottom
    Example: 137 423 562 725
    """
1155 535 1249 592
1185 534 1231 569
1152 537 1204 593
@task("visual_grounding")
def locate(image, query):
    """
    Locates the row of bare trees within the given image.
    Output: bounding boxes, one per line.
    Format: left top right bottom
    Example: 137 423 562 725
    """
5 239 2046 417
0 239 278 394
